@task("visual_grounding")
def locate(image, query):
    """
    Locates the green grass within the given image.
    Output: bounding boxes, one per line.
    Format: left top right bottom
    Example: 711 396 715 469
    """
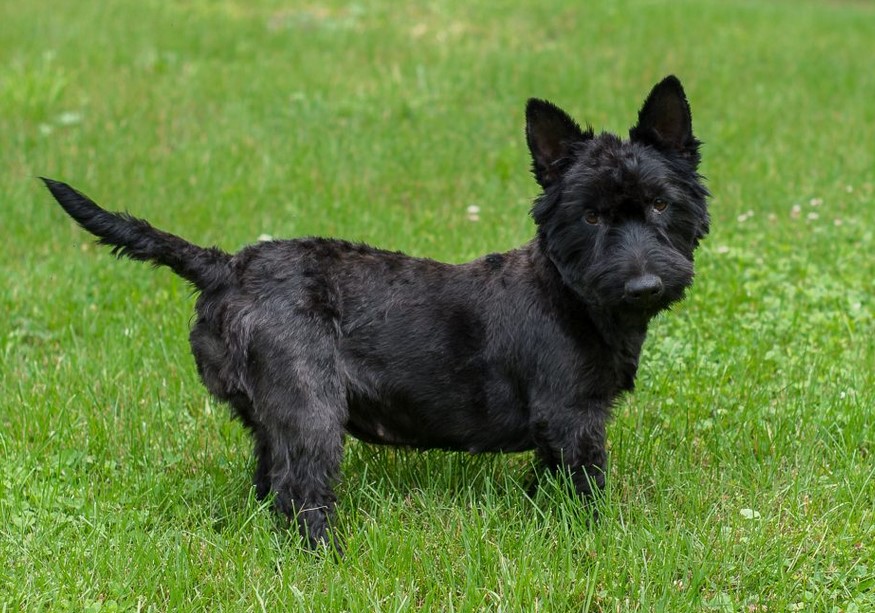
2 0 874 609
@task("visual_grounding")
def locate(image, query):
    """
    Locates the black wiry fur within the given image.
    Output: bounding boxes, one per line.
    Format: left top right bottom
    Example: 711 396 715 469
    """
43 75 709 550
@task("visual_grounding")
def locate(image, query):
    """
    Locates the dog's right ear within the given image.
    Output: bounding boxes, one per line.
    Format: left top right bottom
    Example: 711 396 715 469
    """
526 99 592 189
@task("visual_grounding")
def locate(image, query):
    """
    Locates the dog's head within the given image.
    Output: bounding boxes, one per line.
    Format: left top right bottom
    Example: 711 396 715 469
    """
526 76 710 321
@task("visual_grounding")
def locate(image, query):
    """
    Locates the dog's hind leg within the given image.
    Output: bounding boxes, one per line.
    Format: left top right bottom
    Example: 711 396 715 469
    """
253 353 347 550
219 394 274 502
228 395 275 502
251 429 273 501
265 397 346 549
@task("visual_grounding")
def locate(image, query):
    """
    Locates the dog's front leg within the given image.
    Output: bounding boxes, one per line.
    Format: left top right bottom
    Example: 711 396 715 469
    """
532 404 609 501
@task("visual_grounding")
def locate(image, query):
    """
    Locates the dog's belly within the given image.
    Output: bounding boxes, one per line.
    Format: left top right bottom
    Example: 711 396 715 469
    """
337 295 534 452
345 393 534 453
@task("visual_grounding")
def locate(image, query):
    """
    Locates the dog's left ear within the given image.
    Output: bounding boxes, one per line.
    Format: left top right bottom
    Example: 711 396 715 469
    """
630 76 700 162
526 99 592 189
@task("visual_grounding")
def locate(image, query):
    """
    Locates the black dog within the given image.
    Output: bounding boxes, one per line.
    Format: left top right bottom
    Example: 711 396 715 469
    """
43 75 708 549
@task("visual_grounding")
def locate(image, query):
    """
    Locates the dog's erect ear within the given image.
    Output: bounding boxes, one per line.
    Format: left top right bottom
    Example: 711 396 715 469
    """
629 76 699 160
526 99 592 189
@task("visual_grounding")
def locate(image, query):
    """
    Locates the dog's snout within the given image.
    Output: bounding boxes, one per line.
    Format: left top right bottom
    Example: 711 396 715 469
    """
624 274 664 304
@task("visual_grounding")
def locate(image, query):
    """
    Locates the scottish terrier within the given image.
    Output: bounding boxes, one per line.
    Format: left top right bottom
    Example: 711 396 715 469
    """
43 75 709 549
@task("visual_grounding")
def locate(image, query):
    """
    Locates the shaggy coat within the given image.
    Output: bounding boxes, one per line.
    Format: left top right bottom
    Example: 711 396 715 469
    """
43 75 709 549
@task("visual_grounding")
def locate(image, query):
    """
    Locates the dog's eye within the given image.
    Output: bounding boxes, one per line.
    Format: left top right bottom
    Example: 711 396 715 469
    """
653 198 669 213
583 211 600 225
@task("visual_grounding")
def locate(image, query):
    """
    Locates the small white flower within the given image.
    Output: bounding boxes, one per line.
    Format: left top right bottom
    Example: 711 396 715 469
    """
56 111 83 126
257 233 273 242
739 508 761 520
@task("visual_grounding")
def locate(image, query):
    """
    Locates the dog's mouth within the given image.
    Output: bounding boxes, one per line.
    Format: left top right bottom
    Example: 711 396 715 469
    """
548 242 694 317
575 269 690 318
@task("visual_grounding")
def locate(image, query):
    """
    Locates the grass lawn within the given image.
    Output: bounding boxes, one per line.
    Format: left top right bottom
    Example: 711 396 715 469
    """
2 0 874 610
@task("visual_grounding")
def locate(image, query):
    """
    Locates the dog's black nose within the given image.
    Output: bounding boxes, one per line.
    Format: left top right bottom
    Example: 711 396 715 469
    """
624 274 664 304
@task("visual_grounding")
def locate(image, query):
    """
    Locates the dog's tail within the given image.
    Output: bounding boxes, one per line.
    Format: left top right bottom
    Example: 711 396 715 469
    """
42 178 232 291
